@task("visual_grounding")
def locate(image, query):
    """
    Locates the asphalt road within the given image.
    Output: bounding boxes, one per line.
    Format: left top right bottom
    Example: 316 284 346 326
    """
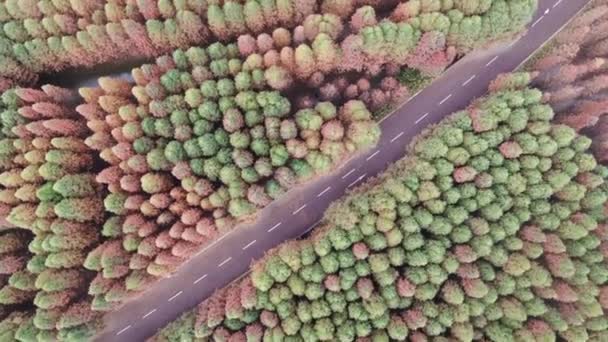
97 0 590 340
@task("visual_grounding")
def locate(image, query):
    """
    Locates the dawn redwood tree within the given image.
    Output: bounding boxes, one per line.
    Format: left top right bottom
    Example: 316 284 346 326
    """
0 85 104 340
150 72 608 341
0 0 540 336
529 0 608 158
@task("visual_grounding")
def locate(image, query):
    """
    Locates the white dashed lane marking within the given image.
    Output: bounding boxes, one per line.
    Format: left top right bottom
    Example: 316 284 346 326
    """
342 168 356 179
390 132 404 142
531 16 544 28
267 222 282 232
486 56 499 67
293 204 307 215
168 291 183 302
142 309 157 319
218 257 232 267
415 113 429 124
462 75 476 86
116 326 131 336
242 240 256 250
317 186 331 197
193 274 208 284
366 150 380 161
439 94 452 105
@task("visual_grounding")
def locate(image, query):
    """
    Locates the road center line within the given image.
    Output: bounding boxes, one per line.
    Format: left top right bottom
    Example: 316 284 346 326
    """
366 150 380 161
415 113 429 124
116 325 131 336
342 168 356 179
168 291 183 302
317 186 331 197
193 274 208 284
218 257 232 267
293 204 307 215
486 56 499 67
531 15 544 28
462 75 476 86
267 222 282 232
348 174 367 188
242 240 256 250
390 131 404 142
142 309 157 319
439 95 452 105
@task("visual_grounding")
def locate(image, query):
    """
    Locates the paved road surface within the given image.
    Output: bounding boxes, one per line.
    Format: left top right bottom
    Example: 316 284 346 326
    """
97 0 589 340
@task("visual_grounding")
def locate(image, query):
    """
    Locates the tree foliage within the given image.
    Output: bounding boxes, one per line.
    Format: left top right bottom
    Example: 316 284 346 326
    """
526 0 608 166
152 74 608 342
0 0 540 338
0 85 102 340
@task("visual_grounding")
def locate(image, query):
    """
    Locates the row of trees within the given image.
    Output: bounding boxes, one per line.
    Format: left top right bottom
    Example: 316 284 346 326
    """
0 226 32 341
525 0 608 163
152 72 608 342
69 0 539 308
0 0 315 87
0 0 540 338
0 0 386 90
79 69 381 310
0 0 538 91
67 2 534 310
0 86 102 341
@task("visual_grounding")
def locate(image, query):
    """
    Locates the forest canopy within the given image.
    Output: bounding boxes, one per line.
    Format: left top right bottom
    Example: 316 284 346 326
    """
152 71 608 341
0 0 541 340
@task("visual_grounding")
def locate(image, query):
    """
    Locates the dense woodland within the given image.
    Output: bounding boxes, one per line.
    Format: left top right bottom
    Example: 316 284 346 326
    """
0 0 541 340
525 0 608 162
0 0 537 90
152 0 608 341
155 70 608 341
0 87 104 340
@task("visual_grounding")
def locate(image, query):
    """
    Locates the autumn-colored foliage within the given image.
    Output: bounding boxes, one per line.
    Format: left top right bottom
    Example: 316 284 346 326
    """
0 0 540 339
79 60 381 302
152 74 608 341
0 0 316 87
0 0 536 90
527 0 608 163
0 86 102 340
0 228 34 341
